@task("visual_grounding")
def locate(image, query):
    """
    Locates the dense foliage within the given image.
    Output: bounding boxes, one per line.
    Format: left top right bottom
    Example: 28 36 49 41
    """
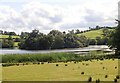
109 20 120 55
19 30 89 50
0 36 14 48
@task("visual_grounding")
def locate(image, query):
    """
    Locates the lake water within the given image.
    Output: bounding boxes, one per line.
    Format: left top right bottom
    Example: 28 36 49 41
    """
0 45 113 54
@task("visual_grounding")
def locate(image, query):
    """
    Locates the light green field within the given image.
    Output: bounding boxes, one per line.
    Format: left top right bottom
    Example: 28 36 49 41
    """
2 59 119 81
78 29 114 39
14 42 19 47
0 35 20 39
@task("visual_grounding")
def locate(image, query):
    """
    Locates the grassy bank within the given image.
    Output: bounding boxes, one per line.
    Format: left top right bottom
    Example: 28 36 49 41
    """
2 52 119 64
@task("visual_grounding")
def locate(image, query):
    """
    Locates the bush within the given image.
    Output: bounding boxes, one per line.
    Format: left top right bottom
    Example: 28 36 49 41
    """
105 75 108 78
116 75 120 79
115 66 117 69
2 63 15 67
56 64 59 66
16 63 19 66
26 63 28 65
65 64 68 66
38 62 40 64
23 63 25 66
96 79 100 83
82 63 85 65
74 61 77 64
41 62 44 64
81 72 84 75
114 78 117 82
103 67 105 69
86 64 89 66
88 77 92 82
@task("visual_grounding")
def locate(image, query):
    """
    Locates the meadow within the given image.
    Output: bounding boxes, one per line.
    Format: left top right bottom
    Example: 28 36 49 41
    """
2 59 119 81
1 52 120 82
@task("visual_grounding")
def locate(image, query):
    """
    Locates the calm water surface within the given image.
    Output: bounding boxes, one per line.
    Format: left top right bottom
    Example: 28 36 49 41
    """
0 45 111 54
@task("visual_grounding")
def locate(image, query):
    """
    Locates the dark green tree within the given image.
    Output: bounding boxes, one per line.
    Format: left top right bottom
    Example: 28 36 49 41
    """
1 35 14 48
109 20 120 55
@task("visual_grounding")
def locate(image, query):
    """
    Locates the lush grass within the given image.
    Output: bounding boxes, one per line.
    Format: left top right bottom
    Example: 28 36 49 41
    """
2 52 119 63
2 53 79 63
0 35 20 39
78 29 114 39
2 59 119 81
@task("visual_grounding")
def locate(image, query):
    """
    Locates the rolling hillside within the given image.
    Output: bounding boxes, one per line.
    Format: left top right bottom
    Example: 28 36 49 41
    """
77 28 114 39
0 35 20 39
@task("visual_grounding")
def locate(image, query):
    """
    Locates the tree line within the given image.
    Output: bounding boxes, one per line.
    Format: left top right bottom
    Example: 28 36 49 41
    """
19 30 89 50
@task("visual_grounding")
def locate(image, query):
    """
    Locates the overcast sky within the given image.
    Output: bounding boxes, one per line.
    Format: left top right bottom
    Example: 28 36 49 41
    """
0 0 119 34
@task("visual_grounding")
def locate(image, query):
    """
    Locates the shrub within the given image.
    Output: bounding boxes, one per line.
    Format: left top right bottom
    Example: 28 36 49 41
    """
16 63 19 66
112 58 114 61
103 67 105 69
81 72 84 75
100 58 104 60
88 77 92 82
100 62 102 64
56 64 59 66
33 62 36 64
23 63 25 66
41 62 44 64
96 79 100 83
114 78 117 82
26 63 28 65
2 63 15 67
82 63 85 65
74 61 77 64
86 64 89 66
115 66 117 69
65 64 68 66
105 75 108 78
116 75 120 79
38 62 40 64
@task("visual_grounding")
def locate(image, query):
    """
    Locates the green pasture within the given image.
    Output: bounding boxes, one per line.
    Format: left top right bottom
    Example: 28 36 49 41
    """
0 35 20 39
2 59 119 81
78 29 114 39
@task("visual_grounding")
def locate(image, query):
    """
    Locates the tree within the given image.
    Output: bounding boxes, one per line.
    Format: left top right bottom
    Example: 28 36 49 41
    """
48 30 64 49
75 29 80 34
1 36 14 48
0 30 3 34
109 20 120 55
89 39 96 45
96 36 104 45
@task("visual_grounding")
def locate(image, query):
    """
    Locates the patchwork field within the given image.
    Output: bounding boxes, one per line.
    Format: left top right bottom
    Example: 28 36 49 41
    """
2 59 119 81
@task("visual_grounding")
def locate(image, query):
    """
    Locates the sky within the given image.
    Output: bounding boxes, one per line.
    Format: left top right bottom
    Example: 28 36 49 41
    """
0 0 119 34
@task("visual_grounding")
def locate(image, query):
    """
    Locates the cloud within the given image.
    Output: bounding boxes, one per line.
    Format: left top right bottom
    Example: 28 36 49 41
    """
0 0 118 34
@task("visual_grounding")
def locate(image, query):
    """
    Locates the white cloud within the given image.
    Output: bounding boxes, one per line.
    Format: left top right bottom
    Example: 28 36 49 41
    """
0 0 118 34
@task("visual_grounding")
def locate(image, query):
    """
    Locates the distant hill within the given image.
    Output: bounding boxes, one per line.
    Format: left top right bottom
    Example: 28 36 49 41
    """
0 35 20 39
77 28 114 39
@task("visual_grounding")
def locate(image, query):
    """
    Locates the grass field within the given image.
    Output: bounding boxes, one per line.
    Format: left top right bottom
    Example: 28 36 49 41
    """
0 35 20 39
78 29 114 39
14 42 19 47
2 59 119 81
